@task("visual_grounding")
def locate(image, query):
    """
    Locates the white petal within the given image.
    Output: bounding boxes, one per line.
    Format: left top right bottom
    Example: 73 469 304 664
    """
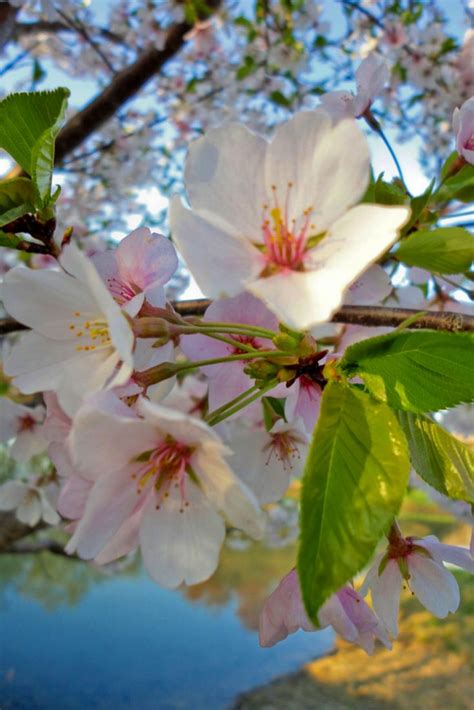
0 481 27 510
139 484 225 588
417 537 474 573
192 443 265 539
38 489 60 525
309 119 371 231
10 429 47 463
94 508 142 565
408 555 460 617
1 265 98 338
184 122 268 237
369 560 403 638
169 197 264 298
56 349 122 416
265 111 332 222
251 203 408 328
136 397 223 448
70 395 157 478
17 493 42 526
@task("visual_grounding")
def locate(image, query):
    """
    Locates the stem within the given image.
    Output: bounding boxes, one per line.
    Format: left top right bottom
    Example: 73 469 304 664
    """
373 122 409 192
197 332 259 353
205 384 261 422
193 321 278 338
207 379 280 426
176 350 288 371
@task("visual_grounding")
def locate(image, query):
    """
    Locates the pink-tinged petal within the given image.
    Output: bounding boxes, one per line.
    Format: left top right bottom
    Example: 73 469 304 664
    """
336 586 391 654
318 594 358 642
65 466 139 559
265 111 332 222
207 364 259 419
180 333 230 367
284 378 322 433
227 427 292 505
48 441 76 479
192 442 265 539
417 536 474 573
94 506 143 565
57 474 92 519
320 91 356 122
345 265 392 305
259 569 315 648
408 555 460 617
43 392 71 443
203 292 279 332
0 481 27 510
1 265 97 338
136 398 222 448
116 228 178 289
70 394 156 478
169 197 264 298
354 54 389 115
139 484 225 588
366 559 403 638
184 122 268 237
91 250 119 288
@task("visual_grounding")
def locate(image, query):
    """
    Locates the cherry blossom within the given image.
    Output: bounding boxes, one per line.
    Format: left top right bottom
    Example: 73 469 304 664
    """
0 399 47 463
1 243 135 416
92 227 178 314
362 532 474 637
259 569 390 655
320 54 390 121
170 110 409 329
65 393 265 587
226 419 308 504
453 96 474 165
0 479 59 526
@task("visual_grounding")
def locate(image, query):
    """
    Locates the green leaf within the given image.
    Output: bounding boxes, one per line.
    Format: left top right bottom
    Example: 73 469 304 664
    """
0 88 69 204
401 180 435 235
340 330 474 413
396 227 474 274
298 382 409 623
398 411 474 502
439 164 474 203
0 231 23 249
373 175 408 206
0 177 36 227
269 90 292 107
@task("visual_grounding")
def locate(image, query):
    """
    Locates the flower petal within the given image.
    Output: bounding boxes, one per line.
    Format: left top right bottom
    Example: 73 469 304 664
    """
408 555 460 617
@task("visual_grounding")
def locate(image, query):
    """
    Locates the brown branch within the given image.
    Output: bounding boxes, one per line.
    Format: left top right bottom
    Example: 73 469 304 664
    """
53 1 221 164
3 539 73 557
0 511 44 551
13 20 126 45
2 302 473 336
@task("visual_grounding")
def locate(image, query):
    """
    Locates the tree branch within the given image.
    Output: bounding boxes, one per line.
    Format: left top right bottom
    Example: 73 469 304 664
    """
53 1 221 163
0 511 44 551
1 302 473 336
0 1 18 51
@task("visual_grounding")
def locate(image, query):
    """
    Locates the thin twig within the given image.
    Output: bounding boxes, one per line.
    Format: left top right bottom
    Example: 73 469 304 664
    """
1 302 473 336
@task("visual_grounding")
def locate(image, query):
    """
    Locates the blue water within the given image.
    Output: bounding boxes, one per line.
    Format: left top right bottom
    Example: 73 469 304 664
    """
0 549 333 709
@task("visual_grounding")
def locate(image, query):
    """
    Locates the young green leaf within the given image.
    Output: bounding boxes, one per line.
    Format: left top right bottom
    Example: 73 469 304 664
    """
438 164 474 203
398 411 474 502
298 382 409 624
0 88 69 205
0 177 36 227
396 227 474 274
340 330 474 412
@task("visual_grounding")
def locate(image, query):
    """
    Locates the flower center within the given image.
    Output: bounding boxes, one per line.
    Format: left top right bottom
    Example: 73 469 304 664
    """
18 414 36 432
106 276 138 305
259 183 315 273
131 438 194 513
68 311 111 352
464 133 474 151
263 430 304 471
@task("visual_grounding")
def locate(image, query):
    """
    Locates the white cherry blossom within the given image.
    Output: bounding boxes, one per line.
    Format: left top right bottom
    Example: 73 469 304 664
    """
170 110 409 329
1 244 134 416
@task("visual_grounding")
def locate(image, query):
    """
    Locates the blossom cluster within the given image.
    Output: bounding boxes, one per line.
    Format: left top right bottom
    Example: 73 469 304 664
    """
1 95 473 659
